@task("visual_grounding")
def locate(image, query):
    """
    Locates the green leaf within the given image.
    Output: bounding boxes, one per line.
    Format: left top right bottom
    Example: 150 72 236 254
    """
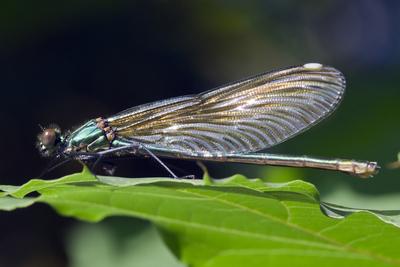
0 196 36 210
1 169 400 267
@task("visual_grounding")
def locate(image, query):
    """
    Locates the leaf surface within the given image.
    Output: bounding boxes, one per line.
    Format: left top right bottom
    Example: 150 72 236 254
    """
1 168 399 267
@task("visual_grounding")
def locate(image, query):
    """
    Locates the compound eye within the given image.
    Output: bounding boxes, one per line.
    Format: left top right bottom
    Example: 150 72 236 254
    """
40 129 57 147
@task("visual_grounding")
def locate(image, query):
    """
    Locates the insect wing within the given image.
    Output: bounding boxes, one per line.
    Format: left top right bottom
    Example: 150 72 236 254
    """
107 64 345 155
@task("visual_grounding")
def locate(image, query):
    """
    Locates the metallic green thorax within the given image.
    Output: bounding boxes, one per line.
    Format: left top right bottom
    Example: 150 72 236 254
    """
65 120 110 152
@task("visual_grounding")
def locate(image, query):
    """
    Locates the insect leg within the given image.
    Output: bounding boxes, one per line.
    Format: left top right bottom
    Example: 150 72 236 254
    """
91 153 104 174
87 143 180 178
39 155 74 178
137 145 179 179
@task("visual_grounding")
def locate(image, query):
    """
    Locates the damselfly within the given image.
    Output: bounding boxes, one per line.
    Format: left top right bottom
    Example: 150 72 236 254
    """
37 63 379 178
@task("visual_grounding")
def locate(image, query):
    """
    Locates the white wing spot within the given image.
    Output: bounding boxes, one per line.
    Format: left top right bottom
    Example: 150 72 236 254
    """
303 63 323 70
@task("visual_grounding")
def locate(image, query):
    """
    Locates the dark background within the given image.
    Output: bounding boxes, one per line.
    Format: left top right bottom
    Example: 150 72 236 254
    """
1 1 400 266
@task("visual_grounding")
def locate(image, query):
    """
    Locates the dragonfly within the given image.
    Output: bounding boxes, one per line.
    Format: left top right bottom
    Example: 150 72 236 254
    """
37 63 379 178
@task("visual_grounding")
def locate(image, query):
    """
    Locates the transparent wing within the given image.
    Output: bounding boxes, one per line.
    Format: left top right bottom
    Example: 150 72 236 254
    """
107 63 345 155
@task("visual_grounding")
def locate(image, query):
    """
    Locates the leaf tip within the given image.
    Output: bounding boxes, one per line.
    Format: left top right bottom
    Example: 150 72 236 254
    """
196 161 214 185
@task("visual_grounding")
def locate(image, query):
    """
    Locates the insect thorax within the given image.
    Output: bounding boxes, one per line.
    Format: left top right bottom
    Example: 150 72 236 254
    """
64 119 112 153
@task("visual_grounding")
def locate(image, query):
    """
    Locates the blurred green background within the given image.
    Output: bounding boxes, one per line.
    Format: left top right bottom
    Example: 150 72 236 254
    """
0 1 399 266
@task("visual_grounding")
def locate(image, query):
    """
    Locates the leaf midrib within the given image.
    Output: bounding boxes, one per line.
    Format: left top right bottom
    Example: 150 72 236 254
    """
37 195 340 250
176 188 399 266
36 183 400 266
